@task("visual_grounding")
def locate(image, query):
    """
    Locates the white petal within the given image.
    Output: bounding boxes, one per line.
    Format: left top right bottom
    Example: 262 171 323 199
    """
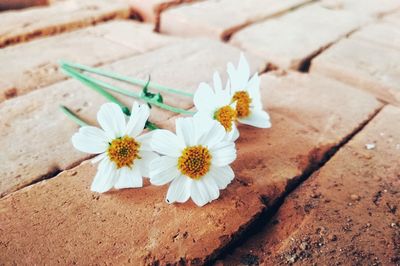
239 110 271 128
211 142 237 166
151 129 184 157
126 102 150 137
227 62 241 92
226 124 239 142
149 156 180 186
190 179 211 207
114 166 143 189
136 131 155 151
71 126 109 154
193 83 217 112
197 119 226 149
166 175 191 204
238 53 251 87
213 71 223 94
136 150 159 177
208 166 234 189
97 103 126 139
202 174 220 201
91 153 106 164
176 117 197 147
91 158 118 193
247 73 262 108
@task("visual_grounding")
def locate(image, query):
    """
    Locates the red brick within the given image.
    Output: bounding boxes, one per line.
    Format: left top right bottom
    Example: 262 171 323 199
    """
0 0 49 11
160 0 312 40
311 37 400 105
0 20 175 101
351 22 400 51
320 0 400 17
0 71 381 264
230 4 369 70
0 0 131 48
0 39 263 197
223 105 400 265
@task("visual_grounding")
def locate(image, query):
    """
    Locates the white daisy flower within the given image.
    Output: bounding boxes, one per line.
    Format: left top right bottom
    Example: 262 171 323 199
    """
193 71 239 142
72 102 158 193
149 115 237 207
227 53 271 128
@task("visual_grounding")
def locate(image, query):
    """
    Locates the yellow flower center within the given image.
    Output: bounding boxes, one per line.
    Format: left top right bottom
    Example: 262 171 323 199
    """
107 136 140 169
214 105 237 132
178 145 212 180
232 91 252 118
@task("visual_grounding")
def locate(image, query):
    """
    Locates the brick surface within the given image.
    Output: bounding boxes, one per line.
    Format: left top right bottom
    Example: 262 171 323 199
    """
0 39 263 197
223 105 400 265
311 38 400 106
351 22 400 51
320 0 400 17
384 10 400 25
230 4 368 70
0 0 49 11
0 20 175 101
160 0 312 40
0 0 131 48
0 71 381 264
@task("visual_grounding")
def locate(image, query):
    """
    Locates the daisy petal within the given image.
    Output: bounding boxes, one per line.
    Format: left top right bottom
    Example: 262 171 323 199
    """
227 62 240 91
197 119 226 149
91 158 118 193
97 103 126 139
136 150 159 177
126 102 150 137
191 180 211 207
149 156 180 186
208 166 234 189
176 117 197 147
151 129 184 157
114 166 142 189
211 141 237 166
247 73 262 108
91 153 106 164
71 126 109 154
136 131 155 151
202 174 220 201
239 110 271 128
166 175 191 204
194 83 217 112
238 53 250 87
226 124 239 142
213 71 223 94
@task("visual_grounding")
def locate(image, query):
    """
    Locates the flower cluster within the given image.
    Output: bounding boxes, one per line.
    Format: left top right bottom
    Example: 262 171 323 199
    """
71 53 271 207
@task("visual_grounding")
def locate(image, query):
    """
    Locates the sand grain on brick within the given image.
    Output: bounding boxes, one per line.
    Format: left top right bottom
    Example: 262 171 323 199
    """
311 38 400 106
0 39 262 197
0 0 131 48
160 0 312 40
230 4 369 70
0 71 382 264
0 20 175 101
223 105 400 265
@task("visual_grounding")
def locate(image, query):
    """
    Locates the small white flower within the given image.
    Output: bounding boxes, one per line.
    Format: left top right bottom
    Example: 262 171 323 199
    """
194 71 239 141
72 102 158 193
149 115 237 207
227 53 271 128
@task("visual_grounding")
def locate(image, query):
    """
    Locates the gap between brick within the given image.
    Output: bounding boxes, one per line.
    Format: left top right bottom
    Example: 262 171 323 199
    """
204 105 385 265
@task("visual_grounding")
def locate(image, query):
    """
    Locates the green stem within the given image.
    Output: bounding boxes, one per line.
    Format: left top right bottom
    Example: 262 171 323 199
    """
61 65 194 115
60 105 89 127
60 60 194 98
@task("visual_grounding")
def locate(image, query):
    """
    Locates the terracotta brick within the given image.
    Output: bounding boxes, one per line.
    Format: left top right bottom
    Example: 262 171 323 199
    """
230 4 369 70
223 105 400 265
0 0 131 48
160 0 312 40
0 71 381 264
311 38 400 106
0 0 49 11
0 39 263 197
351 22 400 51
0 20 175 101
320 0 400 17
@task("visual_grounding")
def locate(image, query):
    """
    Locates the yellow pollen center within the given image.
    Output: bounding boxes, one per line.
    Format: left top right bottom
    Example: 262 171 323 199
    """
214 105 237 132
107 136 140 169
232 91 252 118
178 145 212 180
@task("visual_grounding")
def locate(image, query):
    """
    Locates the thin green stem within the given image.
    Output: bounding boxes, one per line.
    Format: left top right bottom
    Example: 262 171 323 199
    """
60 60 194 98
60 105 89 127
61 64 195 115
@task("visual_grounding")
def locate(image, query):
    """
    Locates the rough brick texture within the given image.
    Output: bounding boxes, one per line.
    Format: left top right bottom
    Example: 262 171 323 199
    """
160 0 312 40
0 71 382 264
311 37 400 106
0 39 262 197
223 105 400 265
351 22 400 51
320 0 400 17
0 0 131 48
0 20 175 101
230 4 368 70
